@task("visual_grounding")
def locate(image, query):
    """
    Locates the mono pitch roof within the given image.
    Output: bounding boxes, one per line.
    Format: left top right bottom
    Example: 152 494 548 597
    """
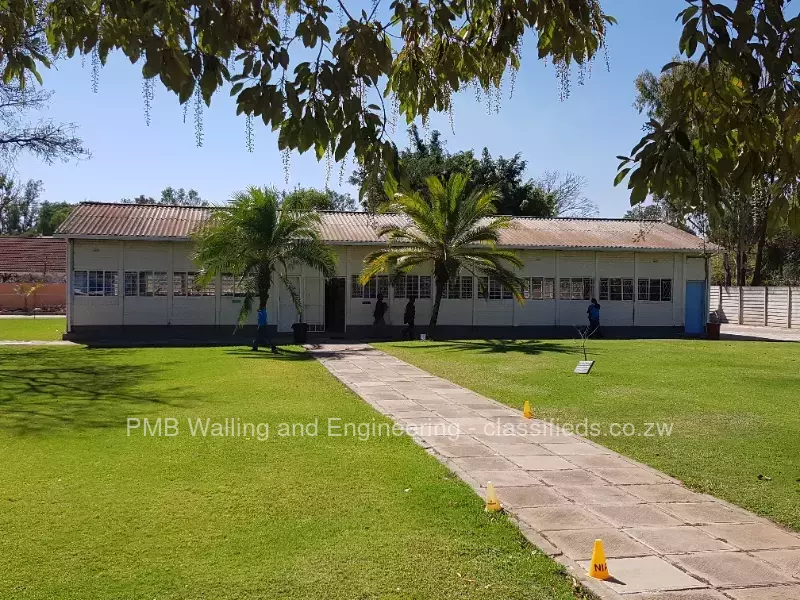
0 237 67 273
55 202 711 252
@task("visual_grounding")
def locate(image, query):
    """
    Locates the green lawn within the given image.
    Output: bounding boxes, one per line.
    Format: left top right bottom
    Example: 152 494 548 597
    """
0 345 585 600
377 339 800 531
0 317 66 340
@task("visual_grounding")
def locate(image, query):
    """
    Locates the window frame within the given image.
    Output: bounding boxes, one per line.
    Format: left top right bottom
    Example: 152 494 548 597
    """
478 276 514 300
352 275 390 299
392 275 431 299
637 278 673 302
523 277 555 300
442 276 473 300
559 277 594 301
599 277 634 301
72 270 118 297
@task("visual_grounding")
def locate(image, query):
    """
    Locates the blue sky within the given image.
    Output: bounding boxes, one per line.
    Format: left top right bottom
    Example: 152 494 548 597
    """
15 0 686 216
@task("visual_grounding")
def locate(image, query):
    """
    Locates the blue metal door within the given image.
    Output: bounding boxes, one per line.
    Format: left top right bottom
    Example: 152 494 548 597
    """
685 281 706 335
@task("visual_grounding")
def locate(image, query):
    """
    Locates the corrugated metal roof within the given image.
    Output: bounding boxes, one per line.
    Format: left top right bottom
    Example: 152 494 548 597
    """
0 237 67 273
56 202 711 252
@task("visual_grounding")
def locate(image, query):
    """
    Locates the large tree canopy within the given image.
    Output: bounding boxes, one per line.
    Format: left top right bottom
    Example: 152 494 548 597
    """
616 0 800 234
1 0 613 181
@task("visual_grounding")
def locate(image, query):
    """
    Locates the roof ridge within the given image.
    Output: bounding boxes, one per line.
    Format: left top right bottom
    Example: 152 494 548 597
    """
78 201 219 210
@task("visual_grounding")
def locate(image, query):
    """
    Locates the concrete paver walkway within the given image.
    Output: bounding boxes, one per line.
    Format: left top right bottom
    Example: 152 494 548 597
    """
721 325 800 342
309 343 800 600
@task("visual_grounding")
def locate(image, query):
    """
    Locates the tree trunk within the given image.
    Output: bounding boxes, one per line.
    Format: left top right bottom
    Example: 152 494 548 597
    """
723 252 732 287
751 217 769 286
428 274 447 339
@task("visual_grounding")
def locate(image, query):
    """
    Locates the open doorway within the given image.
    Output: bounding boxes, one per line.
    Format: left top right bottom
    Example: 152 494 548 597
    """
325 277 346 333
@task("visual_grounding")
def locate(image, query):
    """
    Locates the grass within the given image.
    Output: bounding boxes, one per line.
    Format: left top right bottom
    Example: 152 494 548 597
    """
376 338 800 531
0 345 586 600
0 316 66 340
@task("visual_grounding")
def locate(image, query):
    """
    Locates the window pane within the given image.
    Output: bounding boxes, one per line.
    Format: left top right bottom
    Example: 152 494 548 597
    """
522 278 531 300
583 278 593 300
87 271 103 296
377 276 389 298
638 279 649 301
531 277 543 300
392 276 405 298
623 278 634 301
173 272 186 296
559 279 571 300
501 282 513 300
124 272 138 296
351 275 363 298
571 279 583 300
154 272 168 296
661 279 672 302
543 278 554 300
599 278 609 301
200 277 215 297
610 278 622 301
649 279 660 301
460 276 473 299
221 274 235 296
73 271 88 295
419 276 431 299
104 271 118 296
139 271 153 296
478 277 489 299
489 278 502 300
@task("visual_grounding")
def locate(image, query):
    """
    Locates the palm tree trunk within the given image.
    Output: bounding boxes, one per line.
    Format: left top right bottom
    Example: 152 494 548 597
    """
428 274 447 339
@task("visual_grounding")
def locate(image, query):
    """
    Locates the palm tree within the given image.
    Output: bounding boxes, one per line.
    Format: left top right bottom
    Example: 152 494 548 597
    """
360 173 524 337
193 186 337 327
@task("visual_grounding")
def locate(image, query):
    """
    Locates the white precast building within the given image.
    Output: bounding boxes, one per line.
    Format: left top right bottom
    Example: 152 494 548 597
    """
56 203 713 339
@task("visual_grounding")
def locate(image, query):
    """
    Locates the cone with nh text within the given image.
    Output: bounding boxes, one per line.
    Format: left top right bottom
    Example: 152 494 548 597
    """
485 481 502 512
588 539 610 580
523 400 533 419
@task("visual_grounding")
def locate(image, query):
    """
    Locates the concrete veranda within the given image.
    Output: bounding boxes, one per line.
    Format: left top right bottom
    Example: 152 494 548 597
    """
308 343 800 600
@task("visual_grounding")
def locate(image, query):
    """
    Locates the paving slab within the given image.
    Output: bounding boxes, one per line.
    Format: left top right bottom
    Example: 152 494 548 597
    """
726 586 800 600
545 528 654 560
496 485 571 508
699 523 800 551
588 504 683 529
753 548 800 578
577 556 707 594
626 527 733 554
671 551 795 587
308 343 798 600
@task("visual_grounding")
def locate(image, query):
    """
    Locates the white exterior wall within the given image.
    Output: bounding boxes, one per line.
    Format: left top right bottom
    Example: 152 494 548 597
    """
70 239 699 330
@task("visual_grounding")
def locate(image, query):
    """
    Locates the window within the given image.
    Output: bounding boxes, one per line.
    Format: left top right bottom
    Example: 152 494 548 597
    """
523 277 555 300
638 278 672 302
352 275 390 299
478 276 513 300
599 278 634 301
443 276 473 299
221 273 249 297
72 271 118 296
393 275 431 299
124 271 168 297
559 277 593 300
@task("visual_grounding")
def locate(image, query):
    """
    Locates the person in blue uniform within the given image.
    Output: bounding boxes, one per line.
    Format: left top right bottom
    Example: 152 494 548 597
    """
252 306 276 352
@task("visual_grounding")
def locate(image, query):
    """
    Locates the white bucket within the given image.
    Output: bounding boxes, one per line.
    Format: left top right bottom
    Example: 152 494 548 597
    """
420 333 427 341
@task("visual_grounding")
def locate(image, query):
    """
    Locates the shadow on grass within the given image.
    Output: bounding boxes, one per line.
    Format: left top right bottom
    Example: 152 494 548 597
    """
0 348 191 435
225 346 312 361
388 339 583 356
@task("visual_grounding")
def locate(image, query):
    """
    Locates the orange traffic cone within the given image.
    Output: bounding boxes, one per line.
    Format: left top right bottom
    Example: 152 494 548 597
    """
485 481 502 512
523 400 533 419
588 539 610 580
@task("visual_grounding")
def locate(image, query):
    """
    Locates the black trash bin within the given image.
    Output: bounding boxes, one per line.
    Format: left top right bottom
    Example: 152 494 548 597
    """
292 322 308 344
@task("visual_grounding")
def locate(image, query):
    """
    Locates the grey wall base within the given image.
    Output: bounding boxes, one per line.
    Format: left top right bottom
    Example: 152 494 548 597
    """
65 324 687 345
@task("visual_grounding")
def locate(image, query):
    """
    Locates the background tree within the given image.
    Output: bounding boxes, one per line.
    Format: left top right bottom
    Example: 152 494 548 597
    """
352 127 595 216
281 187 357 211
534 171 599 217
360 173 524 337
122 187 208 206
2 0 612 186
0 174 42 234
37 200 72 235
617 1 800 241
193 186 337 325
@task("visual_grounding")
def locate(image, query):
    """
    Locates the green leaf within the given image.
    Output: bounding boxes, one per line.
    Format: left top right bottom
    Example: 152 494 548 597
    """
613 168 631 186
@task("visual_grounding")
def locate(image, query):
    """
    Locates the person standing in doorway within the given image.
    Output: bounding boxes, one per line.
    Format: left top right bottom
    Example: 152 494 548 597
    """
403 296 416 340
253 306 277 353
587 298 601 337
373 293 388 338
